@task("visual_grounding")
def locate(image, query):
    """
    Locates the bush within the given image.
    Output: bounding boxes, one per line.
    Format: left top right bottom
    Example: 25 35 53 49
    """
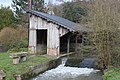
7 48 28 53
112 47 120 67
80 45 96 55
0 27 28 51
103 68 120 80
7 40 28 53
9 40 28 49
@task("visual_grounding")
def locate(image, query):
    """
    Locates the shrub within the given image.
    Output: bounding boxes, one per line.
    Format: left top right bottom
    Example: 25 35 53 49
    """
88 0 120 69
9 40 28 49
0 27 28 51
7 48 28 53
103 68 120 80
81 45 95 54
8 40 28 53
112 47 120 67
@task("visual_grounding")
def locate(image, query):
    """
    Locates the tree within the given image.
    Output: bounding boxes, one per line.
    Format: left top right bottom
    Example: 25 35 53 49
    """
12 0 45 17
89 0 120 69
52 4 64 17
0 6 18 30
32 0 45 11
12 0 45 28
52 0 88 23
63 1 88 23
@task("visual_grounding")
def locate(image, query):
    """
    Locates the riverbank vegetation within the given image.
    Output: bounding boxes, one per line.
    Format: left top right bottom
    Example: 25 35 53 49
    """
0 53 51 80
87 0 120 79
88 0 120 69
0 6 28 52
0 27 28 52
103 68 120 80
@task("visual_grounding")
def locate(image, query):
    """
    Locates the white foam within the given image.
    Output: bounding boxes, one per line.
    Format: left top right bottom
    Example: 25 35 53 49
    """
32 58 100 80
41 65 98 78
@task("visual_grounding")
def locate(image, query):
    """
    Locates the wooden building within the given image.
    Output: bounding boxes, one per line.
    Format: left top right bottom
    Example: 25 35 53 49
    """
26 10 89 56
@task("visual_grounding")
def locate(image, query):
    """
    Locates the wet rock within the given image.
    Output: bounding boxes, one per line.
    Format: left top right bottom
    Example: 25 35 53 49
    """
65 58 97 68
65 58 82 67
79 58 96 68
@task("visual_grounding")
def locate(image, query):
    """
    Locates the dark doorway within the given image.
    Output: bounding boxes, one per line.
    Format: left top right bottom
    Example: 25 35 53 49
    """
36 30 47 54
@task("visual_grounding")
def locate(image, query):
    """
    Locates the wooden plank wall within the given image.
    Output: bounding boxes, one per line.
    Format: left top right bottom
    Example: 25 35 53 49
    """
47 23 60 56
29 15 69 56
59 27 69 37
29 15 37 53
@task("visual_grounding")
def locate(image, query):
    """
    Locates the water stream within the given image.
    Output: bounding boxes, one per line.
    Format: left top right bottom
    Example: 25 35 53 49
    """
30 58 102 80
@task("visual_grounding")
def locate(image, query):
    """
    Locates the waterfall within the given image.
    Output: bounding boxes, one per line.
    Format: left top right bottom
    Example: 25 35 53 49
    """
59 57 68 67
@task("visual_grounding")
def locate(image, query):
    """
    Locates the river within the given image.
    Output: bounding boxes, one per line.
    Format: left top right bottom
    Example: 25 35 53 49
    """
30 58 102 80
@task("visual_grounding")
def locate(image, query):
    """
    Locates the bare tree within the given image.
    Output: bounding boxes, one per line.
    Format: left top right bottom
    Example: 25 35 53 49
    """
89 0 120 69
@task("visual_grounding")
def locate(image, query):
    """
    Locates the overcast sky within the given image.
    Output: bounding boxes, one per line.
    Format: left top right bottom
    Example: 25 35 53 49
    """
0 0 72 8
0 0 12 7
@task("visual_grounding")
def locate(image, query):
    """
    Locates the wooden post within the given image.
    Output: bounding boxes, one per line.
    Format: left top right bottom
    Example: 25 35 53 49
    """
82 33 84 46
29 29 37 53
28 0 32 9
67 36 70 53
75 35 78 52
28 0 32 54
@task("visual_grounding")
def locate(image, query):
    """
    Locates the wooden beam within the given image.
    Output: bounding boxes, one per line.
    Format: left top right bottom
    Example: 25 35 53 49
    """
67 36 70 53
82 33 84 46
75 35 78 52
28 0 32 9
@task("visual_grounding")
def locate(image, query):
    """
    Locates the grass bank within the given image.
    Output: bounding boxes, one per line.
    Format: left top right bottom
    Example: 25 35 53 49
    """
0 53 51 80
103 68 120 80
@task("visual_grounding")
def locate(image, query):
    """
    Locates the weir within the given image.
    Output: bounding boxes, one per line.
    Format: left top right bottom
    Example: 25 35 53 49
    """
30 57 102 80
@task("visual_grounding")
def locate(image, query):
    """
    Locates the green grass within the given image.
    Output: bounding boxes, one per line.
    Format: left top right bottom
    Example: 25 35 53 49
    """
103 68 120 80
0 53 51 80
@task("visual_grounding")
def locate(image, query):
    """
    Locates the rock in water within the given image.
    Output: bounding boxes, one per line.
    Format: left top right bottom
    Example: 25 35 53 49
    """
79 58 96 68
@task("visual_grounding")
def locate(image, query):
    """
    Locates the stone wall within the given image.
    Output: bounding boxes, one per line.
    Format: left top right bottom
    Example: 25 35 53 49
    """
14 58 61 80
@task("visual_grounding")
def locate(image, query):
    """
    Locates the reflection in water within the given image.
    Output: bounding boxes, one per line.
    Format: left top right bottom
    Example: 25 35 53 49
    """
30 58 102 80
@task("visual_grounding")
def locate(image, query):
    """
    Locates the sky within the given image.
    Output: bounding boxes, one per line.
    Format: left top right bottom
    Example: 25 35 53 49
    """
0 0 12 7
0 0 72 8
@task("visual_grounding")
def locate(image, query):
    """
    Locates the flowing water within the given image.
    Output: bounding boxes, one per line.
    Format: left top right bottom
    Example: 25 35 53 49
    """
30 58 102 80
